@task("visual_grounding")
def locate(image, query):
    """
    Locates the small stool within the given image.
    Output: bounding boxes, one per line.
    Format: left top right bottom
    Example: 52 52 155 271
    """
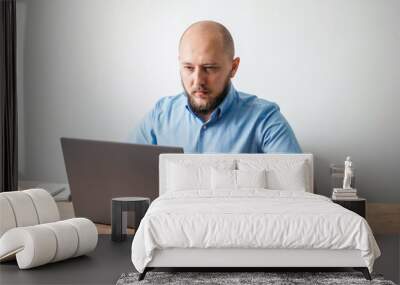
111 197 150 242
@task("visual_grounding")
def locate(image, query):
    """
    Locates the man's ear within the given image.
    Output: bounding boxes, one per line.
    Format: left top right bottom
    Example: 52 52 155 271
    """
230 57 240 78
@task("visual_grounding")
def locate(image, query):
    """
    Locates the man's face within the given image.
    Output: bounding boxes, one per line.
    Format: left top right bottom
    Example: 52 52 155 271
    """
179 34 239 115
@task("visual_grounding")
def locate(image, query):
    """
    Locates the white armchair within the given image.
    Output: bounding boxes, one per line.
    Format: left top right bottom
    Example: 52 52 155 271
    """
0 189 97 269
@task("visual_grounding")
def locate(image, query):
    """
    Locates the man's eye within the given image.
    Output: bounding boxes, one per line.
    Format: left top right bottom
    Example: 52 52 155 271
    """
184 66 194 71
205 67 217 71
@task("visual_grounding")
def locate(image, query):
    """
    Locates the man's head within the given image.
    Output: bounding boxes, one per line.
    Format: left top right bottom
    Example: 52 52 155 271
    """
179 21 240 117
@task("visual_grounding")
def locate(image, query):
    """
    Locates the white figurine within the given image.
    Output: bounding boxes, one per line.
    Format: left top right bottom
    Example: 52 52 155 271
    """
343 156 353 189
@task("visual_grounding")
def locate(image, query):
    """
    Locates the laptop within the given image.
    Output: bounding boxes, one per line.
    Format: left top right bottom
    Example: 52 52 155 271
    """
60 137 184 225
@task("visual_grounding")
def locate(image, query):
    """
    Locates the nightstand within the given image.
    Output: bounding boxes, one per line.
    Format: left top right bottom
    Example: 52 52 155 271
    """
332 197 366 218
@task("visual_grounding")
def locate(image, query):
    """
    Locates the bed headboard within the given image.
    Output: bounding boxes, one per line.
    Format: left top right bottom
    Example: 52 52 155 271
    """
159 154 314 195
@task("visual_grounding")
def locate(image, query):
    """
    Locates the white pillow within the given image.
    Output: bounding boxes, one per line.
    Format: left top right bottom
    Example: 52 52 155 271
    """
238 159 309 191
266 161 307 191
211 168 236 189
237 169 267 189
166 160 235 191
211 168 267 190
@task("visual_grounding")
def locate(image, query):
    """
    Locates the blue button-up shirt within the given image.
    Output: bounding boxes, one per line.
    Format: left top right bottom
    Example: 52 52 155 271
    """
129 84 301 153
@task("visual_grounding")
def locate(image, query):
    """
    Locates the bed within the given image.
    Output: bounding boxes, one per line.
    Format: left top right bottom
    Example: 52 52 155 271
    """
131 154 380 280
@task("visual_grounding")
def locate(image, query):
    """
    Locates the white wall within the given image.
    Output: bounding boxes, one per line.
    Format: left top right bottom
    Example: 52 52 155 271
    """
17 0 400 202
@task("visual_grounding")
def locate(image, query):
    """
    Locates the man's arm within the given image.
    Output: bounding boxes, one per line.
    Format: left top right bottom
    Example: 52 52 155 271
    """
260 105 302 153
128 109 157 145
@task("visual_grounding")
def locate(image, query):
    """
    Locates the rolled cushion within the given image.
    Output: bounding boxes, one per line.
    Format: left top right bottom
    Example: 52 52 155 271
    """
64 218 98 257
24 189 60 223
0 191 39 227
0 189 60 237
0 196 17 237
0 226 57 268
0 218 98 269
42 221 79 262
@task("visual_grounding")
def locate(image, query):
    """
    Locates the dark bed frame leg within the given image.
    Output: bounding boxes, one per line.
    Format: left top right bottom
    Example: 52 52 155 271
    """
138 268 148 281
354 267 371 280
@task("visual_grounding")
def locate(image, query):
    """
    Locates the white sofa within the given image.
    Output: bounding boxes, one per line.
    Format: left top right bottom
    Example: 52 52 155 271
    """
0 189 98 269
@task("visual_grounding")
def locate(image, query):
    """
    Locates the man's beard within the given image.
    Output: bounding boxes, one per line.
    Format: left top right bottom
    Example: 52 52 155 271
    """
182 79 231 115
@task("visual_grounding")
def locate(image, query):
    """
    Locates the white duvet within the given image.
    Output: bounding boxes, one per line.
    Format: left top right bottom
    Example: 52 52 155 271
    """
131 190 380 273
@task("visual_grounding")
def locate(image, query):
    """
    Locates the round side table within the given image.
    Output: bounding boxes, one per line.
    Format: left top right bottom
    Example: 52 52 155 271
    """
111 197 150 242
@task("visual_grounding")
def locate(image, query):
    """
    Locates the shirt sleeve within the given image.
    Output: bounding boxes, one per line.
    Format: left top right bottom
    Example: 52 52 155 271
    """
260 105 302 153
128 108 158 145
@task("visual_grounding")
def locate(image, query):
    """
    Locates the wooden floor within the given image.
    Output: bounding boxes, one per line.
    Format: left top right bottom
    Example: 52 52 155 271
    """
95 223 135 235
367 203 400 234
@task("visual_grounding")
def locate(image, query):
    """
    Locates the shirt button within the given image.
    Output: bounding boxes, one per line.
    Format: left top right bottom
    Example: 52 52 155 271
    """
203 126 207 130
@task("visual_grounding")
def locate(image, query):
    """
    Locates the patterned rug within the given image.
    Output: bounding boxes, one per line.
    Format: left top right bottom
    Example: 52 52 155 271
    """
116 271 396 285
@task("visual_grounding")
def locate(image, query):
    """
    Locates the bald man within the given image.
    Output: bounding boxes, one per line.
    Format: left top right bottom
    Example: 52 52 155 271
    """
130 21 301 153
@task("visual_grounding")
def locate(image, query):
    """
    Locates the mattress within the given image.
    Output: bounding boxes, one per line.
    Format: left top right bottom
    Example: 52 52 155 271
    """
131 190 380 273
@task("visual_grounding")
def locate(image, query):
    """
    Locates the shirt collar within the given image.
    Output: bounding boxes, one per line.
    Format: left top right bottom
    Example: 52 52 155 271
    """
185 83 237 121
216 83 236 119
